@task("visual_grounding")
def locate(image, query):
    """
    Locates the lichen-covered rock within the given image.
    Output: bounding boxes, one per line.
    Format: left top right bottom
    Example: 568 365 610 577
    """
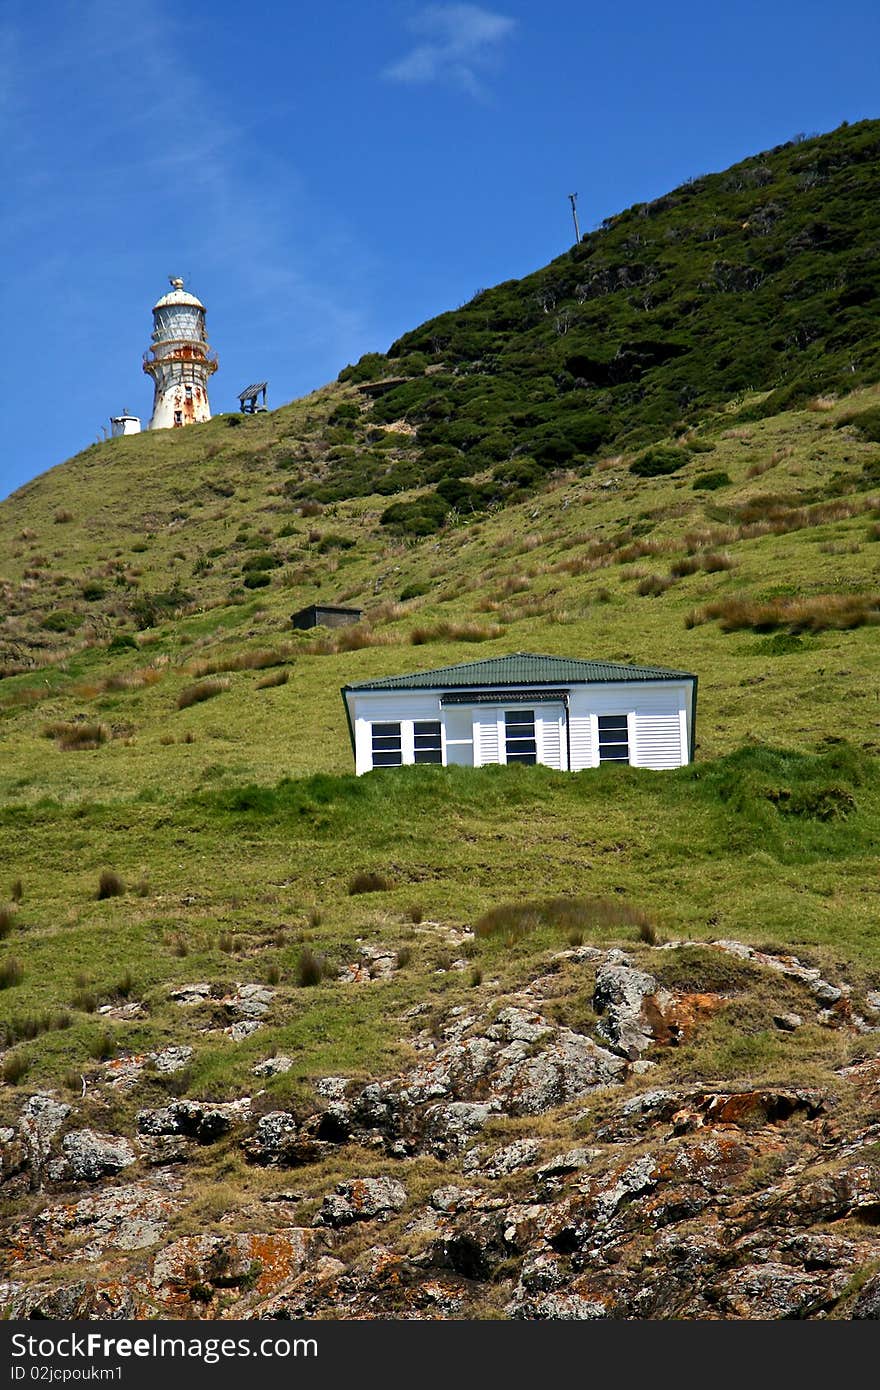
852 1272 880 1319
55 1130 137 1183
243 1111 332 1168
464 1138 542 1178
224 983 274 1020
313 1176 407 1227
152 1045 193 1074
592 957 663 1058
29 1181 179 1259
137 1098 250 1144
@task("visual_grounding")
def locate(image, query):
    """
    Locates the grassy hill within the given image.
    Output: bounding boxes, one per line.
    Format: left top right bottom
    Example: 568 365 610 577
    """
1 121 879 1319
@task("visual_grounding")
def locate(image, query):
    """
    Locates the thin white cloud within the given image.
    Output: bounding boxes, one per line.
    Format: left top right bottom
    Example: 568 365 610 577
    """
383 4 516 97
0 1 371 368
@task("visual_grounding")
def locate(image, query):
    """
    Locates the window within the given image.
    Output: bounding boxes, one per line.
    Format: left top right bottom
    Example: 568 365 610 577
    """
505 708 536 764
371 722 402 767
598 714 629 763
185 385 193 400
413 720 442 764
173 410 183 425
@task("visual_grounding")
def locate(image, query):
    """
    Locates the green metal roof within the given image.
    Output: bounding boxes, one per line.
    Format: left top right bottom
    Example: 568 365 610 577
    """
342 652 696 692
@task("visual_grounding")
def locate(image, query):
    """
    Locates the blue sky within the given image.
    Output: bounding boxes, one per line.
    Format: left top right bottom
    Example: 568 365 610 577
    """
2 0 879 499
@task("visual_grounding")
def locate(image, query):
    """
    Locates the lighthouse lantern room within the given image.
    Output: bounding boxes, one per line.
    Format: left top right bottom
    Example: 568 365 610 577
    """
143 277 217 430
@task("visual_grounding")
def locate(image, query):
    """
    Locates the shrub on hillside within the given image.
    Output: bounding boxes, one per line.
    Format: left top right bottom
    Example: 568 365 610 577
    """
129 587 193 630
693 470 731 490
629 446 686 478
40 610 82 633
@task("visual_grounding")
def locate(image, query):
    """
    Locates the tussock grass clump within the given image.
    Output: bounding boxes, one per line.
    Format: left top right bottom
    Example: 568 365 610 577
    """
405 904 424 925
256 668 289 689
89 1030 115 1061
295 946 331 987
177 678 229 709
1 1010 71 1047
637 574 675 597
301 626 390 656
348 870 393 895
474 895 655 941
410 620 503 645
307 907 323 929
71 988 98 1013
97 869 125 900
0 956 25 989
0 906 14 939
396 946 413 969
688 592 880 634
53 508 74 524
265 962 282 985
670 552 735 578
10 880 22 904
2 1052 29 1085
187 647 292 677
42 720 108 750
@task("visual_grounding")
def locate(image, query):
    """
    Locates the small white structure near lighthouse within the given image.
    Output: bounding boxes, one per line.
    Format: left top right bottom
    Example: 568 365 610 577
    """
110 410 141 438
143 277 217 430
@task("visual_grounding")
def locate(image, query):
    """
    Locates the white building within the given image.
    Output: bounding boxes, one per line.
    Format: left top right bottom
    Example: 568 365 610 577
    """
143 277 217 430
342 652 697 776
110 411 141 437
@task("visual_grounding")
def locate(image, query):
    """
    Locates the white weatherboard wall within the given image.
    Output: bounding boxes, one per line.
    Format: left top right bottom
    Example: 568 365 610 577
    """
347 681 692 775
567 682 688 770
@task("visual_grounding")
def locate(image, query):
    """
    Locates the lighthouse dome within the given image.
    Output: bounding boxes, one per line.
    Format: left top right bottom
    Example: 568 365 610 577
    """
152 277 205 311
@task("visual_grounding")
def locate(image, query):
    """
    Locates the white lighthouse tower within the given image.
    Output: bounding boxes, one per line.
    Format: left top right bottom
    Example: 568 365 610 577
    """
143 277 217 430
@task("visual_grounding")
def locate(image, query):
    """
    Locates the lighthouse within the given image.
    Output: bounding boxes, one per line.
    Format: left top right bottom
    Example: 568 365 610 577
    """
143 277 217 430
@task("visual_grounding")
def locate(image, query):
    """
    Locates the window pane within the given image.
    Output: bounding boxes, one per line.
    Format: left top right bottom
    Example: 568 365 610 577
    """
371 722 401 768
413 720 442 763
598 714 629 764
505 709 536 765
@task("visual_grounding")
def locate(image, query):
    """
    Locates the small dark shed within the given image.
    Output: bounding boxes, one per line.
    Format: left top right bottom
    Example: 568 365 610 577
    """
292 603 363 631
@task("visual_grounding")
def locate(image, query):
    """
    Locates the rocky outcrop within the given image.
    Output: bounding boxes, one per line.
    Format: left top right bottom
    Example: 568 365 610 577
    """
313 1176 407 1228
5 938 880 1320
53 1129 137 1183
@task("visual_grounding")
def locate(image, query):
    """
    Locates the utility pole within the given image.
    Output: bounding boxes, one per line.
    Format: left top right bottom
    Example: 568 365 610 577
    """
568 192 581 244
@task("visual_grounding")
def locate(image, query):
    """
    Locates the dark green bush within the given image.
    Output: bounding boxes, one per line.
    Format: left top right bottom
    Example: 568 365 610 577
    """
693 470 731 490
40 610 82 633
241 552 281 573
630 446 686 478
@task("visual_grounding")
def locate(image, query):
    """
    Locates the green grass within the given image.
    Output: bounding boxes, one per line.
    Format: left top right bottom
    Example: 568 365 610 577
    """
2 121 880 1119
0 745 877 1094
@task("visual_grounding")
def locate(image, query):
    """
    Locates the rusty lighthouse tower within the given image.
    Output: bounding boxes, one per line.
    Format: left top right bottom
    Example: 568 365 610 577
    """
143 277 217 429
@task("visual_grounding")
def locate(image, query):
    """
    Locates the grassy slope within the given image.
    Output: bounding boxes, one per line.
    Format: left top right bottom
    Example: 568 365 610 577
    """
1 382 879 1109
0 122 878 1138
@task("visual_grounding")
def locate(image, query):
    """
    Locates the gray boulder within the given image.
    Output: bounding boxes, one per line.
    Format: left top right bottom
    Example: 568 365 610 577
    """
313 1176 406 1228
